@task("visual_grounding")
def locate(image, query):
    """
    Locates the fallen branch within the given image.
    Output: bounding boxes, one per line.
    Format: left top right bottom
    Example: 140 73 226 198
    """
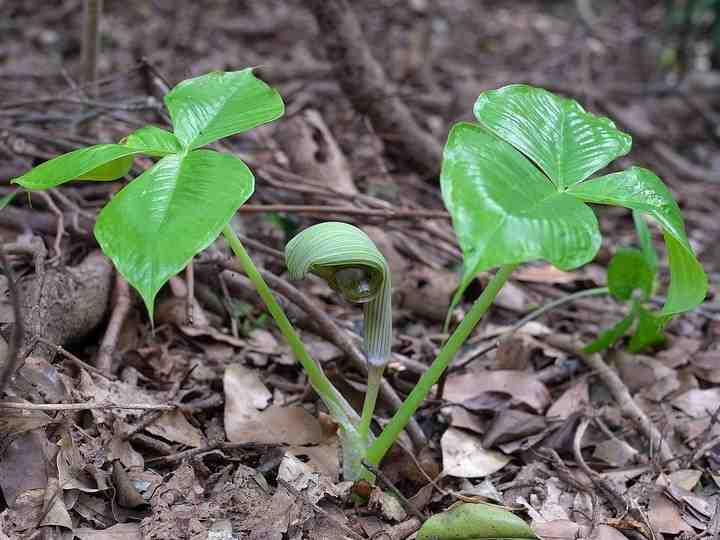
544 334 675 467
306 0 443 177
0 401 174 411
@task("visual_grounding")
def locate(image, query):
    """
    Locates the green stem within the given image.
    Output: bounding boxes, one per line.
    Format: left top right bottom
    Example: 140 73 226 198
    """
222 225 358 430
358 365 384 443
365 263 518 466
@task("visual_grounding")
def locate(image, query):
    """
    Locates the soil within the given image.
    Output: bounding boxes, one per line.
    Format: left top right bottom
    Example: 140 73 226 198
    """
0 1 719 539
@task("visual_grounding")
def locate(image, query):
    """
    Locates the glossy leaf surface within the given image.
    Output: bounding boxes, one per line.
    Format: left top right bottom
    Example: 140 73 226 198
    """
417 502 537 540
164 69 284 149
94 150 254 315
568 167 707 314
123 125 183 156
442 122 600 308
13 144 137 188
474 84 631 189
442 85 706 316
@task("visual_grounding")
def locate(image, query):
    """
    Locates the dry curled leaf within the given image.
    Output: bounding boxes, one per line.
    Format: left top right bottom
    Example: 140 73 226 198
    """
441 427 510 478
445 369 550 413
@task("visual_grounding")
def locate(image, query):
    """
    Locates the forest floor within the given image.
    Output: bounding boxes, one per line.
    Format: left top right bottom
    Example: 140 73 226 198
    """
1 1 720 539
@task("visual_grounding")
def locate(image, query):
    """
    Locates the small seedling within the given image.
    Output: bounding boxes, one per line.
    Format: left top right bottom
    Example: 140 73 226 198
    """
585 210 667 353
14 75 707 487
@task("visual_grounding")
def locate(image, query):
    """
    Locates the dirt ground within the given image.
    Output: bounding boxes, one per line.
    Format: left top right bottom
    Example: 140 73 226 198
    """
1 1 719 539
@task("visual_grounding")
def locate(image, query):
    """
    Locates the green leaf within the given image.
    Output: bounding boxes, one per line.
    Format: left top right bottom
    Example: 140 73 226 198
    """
584 301 638 354
474 84 631 189
0 190 18 211
633 210 658 273
628 305 666 352
568 167 707 314
608 248 655 302
94 149 254 316
441 122 601 310
417 502 537 540
164 69 284 149
13 144 137 189
123 126 182 156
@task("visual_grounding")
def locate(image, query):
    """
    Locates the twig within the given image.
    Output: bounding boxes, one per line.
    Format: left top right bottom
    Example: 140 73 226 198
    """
545 334 675 467
0 401 174 411
185 260 195 325
362 460 426 522
573 416 627 517
95 272 131 375
145 441 270 466
33 191 64 259
306 0 442 177
239 204 449 221
278 478 366 540
81 0 103 90
34 335 115 380
0 244 23 396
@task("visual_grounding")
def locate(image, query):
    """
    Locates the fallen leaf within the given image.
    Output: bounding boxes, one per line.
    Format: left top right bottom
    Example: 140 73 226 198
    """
647 493 693 534
445 369 550 413
0 431 48 507
593 439 638 467
546 380 589 420
673 388 720 418
441 427 510 478
146 410 207 448
224 364 324 444
442 405 487 434
483 409 547 448
417 501 537 540
669 469 702 490
494 280 534 312
368 486 407 523
513 264 581 284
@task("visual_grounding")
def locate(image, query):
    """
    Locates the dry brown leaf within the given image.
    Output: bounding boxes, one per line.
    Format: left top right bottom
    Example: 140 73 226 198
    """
146 410 207 448
445 369 550 413
440 427 510 478
673 388 720 418
669 469 702 490
647 493 693 534
592 438 638 467
74 523 143 540
546 380 589 420
0 431 48 507
494 280 533 312
442 405 486 434
513 264 581 284
224 364 324 444
483 409 547 448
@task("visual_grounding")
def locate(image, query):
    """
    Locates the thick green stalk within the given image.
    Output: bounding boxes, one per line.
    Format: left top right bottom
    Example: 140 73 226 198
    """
222 225 358 431
358 364 384 442
365 264 518 466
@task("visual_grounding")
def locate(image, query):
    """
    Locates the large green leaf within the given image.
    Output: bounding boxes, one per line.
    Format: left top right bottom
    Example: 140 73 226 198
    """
164 69 284 149
123 126 182 156
417 502 537 540
13 144 137 188
633 210 658 273
474 85 631 189
442 85 706 318
94 149 254 315
441 122 601 309
568 167 707 314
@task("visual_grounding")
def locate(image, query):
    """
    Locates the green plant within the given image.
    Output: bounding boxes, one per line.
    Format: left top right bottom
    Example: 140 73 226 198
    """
585 210 666 353
14 76 707 486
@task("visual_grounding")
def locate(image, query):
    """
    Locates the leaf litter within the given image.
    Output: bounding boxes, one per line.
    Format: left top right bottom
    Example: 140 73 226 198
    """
2 1 720 538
